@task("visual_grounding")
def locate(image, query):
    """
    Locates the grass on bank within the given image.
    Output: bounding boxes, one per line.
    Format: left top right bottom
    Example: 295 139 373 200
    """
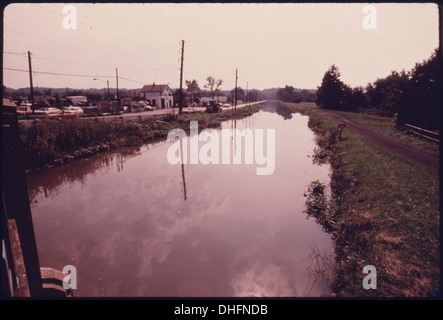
332 110 439 154
283 101 440 297
19 103 263 172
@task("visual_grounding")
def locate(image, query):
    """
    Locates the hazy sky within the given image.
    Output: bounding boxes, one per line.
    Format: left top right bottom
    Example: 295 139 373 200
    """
3 3 439 91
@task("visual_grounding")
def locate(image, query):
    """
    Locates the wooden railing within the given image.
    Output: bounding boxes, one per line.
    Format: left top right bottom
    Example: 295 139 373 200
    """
405 123 439 143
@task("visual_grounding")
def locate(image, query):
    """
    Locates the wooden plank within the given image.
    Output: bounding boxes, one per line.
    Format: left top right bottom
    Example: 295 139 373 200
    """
405 123 439 136
410 130 440 143
8 219 30 297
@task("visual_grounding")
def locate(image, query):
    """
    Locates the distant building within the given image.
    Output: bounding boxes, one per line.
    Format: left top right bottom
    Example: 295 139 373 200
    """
65 96 88 106
139 83 173 109
200 96 228 104
3 98 17 107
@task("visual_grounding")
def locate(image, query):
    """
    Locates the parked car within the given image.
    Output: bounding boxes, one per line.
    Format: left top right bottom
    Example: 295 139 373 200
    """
62 106 84 115
48 111 79 119
205 102 222 113
39 107 60 114
16 106 31 115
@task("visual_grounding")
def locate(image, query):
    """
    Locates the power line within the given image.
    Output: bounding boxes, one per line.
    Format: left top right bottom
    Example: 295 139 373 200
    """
4 67 151 87
91 5 179 49
37 3 175 58
3 67 114 79
4 51 27 56
30 52 178 70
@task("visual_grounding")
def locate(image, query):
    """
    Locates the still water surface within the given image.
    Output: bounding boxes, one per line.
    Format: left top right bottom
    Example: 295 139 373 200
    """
27 101 333 297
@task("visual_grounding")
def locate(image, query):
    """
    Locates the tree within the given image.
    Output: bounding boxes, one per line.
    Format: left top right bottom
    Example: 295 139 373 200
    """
230 87 245 102
186 79 201 104
397 48 441 130
86 92 102 103
204 76 223 100
316 64 348 110
350 86 368 111
276 85 294 102
366 70 409 116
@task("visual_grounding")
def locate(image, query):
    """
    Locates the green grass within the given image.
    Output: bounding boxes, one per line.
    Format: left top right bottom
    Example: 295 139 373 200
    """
282 102 439 153
283 101 440 297
332 110 439 154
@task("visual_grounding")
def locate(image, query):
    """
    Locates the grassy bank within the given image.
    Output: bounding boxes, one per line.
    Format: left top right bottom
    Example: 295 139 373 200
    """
20 103 263 172
283 101 440 297
329 110 439 154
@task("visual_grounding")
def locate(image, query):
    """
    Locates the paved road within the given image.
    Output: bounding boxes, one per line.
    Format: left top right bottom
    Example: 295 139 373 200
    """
321 110 439 170
18 102 262 124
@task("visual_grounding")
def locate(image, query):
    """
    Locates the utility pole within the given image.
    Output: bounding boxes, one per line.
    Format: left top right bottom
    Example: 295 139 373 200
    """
246 82 248 107
107 80 110 101
234 68 238 110
115 68 119 114
27 51 35 113
179 40 185 115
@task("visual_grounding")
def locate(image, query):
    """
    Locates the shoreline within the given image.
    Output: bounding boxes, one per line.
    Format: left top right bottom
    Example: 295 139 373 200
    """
21 103 265 174
283 101 440 297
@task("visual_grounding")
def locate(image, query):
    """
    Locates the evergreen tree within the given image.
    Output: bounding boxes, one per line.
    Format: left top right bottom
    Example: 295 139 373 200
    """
316 64 347 110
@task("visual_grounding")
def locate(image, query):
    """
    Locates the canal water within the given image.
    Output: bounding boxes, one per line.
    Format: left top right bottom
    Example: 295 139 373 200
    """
27 101 334 297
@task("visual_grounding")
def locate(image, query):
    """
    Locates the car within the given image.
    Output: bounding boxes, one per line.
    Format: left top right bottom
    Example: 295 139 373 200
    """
62 106 84 115
145 105 155 111
39 107 60 114
48 111 79 119
16 106 31 114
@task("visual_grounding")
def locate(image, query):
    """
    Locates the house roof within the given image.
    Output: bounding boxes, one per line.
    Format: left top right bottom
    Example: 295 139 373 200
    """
140 84 170 92
3 98 17 107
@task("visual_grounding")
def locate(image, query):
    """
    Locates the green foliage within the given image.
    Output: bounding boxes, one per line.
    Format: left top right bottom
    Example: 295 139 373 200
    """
396 48 441 131
316 65 347 110
315 49 440 131
276 86 316 103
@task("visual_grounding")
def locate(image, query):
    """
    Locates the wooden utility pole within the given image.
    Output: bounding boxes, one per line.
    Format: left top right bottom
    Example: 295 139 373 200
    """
246 82 248 107
234 68 238 110
115 68 119 114
27 51 35 113
179 40 185 115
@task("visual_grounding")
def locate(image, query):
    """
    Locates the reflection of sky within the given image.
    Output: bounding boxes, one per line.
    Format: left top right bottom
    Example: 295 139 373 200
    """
28 105 333 297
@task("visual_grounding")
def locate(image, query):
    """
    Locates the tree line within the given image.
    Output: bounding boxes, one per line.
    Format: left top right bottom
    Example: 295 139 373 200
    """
316 48 441 131
276 86 317 103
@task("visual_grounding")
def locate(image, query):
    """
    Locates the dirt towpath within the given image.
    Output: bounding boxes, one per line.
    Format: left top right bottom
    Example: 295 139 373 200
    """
320 110 439 170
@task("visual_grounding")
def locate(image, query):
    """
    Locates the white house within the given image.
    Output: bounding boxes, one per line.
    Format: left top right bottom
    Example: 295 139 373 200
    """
139 83 173 109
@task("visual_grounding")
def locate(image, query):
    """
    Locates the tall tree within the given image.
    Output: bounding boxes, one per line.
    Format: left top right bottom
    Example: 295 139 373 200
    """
277 85 295 102
316 64 347 110
397 48 441 130
204 76 223 100
186 79 201 104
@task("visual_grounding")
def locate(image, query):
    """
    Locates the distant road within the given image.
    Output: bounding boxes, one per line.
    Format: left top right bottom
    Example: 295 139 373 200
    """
18 101 264 124
321 110 439 170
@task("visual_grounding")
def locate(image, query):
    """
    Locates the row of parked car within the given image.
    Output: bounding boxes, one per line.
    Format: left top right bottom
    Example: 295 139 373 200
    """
17 106 84 119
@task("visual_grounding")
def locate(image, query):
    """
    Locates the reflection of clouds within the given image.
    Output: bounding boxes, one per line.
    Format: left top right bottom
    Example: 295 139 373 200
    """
230 263 294 297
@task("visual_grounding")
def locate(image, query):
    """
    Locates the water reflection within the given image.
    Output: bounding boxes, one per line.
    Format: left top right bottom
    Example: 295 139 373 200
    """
27 145 146 203
27 101 333 297
261 101 295 120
